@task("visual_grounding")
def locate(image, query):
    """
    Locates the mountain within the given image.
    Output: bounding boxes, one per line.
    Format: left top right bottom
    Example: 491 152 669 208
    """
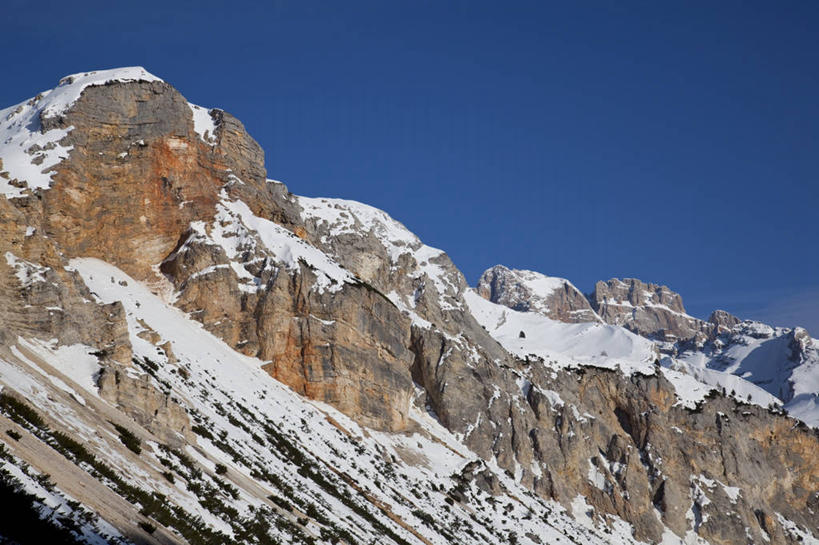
477 265 601 324
0 68 817 545
478 267 819 427
588 278 713 343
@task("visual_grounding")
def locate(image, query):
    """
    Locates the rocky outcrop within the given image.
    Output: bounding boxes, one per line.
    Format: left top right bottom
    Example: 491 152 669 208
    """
477 265 601 323
519 365 819 545
1 70 415 432
97 363 193 447
590 278 714 342
708 309 741 331
161 235 416 431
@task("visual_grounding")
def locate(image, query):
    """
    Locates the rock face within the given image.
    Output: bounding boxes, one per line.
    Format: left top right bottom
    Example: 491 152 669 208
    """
590 278 713 342
1 68 817 545
519 366 819 545
708 309 741 331
2 69 414 432
477 265 601 323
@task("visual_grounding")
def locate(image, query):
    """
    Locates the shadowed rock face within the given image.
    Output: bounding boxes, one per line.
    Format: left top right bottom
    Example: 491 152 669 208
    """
1 73 817 545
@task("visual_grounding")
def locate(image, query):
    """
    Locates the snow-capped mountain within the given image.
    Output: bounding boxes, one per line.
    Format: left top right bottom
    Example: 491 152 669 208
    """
477 266 819 427
0 68 816 545
477 265 601 323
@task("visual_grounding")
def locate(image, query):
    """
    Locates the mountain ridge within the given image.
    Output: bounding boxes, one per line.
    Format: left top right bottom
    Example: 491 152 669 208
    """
0 67 816 545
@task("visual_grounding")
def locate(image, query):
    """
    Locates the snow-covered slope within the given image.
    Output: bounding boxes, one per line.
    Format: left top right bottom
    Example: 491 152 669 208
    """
675 321 819 426
298 195 465 312
0 257 646 545
477 265 601 323
465 290 789 412
465 289 655 371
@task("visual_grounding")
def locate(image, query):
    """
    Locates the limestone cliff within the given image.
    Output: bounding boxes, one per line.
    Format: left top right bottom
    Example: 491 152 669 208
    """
477 264 601 323
589 278 713 343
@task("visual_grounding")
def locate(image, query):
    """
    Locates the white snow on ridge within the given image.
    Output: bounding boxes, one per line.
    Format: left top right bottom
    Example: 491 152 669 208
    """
465 289 819 418
298 196 462 309
465 289 656 372
0 66 161 198
189 103 218 144
675 321 819 426
184 193 355 294
224 197 354 292
464 289 801 412
664 358 781 408
4 252 50 285
298 196 422 259
42 67 163 119
17 339 102 399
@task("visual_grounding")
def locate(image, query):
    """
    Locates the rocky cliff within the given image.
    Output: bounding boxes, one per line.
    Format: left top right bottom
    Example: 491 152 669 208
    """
0 68 816 545
589 278 714 343
477 265 601 323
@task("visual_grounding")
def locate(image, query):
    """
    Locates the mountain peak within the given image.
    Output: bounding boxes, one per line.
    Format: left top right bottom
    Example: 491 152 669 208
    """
476 264 601 323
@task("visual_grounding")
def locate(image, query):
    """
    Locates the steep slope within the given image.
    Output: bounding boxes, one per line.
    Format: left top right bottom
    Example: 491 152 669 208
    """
674 321 819 427
0 68 816 545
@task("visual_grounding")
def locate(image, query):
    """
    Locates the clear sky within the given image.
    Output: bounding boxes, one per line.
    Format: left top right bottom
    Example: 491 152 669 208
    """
4 1 818 331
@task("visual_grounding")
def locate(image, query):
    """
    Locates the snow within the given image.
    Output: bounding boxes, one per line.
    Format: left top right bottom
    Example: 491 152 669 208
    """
298 195 462 310
675 320 819 425
0 67 161 198
776 513 819 545
42 67 162 119
658 367 713 409
588 459 608 491
218 195 354 293
5 252 50 285
10 344 87 405
189 103 218 144
464 289 656 373
298 196 420 259
571 495 596 529
664 357 780 409
17 338 102 398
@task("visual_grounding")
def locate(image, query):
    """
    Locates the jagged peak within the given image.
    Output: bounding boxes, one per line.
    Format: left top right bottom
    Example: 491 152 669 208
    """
478 264 575 297
0 67 168 198
708 309 741 328
476 264 601 323
591 277 688 313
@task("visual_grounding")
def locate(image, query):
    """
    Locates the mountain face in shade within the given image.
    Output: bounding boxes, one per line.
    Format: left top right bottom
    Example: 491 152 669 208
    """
0 68 817 545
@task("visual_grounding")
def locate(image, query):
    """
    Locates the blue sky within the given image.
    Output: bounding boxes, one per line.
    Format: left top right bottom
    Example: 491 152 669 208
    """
4 1 818 331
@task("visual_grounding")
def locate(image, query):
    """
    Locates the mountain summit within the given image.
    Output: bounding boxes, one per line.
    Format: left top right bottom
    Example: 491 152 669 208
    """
0 69 816 545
